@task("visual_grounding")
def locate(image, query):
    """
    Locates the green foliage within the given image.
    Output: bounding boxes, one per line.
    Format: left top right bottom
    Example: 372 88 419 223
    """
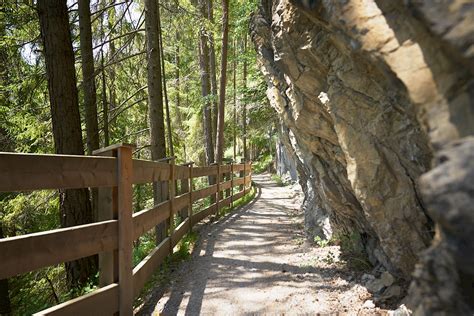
271 174 286 186
10 266 66 316
1 191 60 236
253 153 273 174
172 231 198 262
1 0 269 313
232 185 257 209
314 236 330 248
133 232 157 267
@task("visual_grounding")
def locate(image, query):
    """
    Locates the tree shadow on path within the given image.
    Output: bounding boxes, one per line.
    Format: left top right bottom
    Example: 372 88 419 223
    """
136 174 355 315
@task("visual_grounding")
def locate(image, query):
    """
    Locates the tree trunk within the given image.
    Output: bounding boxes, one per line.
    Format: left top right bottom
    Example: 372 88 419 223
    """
233 37 237 161
78 0 100 227
107 6 117 134
207 0 218 148
198 0 215 165
175 36 184 135
242 33 248 161
174 34 189 161
37 0 96 289
174 36 190 220
215 0 230 164
78 0 99 154
101 51 109 147
100 0 109 147
145 0 168 244
158 9 173 157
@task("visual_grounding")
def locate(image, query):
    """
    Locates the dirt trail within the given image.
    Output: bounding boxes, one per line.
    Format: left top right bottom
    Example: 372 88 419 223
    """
137 173 379 315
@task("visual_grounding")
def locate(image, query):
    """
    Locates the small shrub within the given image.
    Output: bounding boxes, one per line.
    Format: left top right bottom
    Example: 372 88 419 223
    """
253 154 273 174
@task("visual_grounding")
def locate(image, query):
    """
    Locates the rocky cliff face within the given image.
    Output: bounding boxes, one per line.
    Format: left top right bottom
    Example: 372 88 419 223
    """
251 0 473 314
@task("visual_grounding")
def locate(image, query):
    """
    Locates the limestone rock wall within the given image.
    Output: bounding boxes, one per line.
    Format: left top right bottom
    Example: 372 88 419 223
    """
275 131 298 182
251 0 473 313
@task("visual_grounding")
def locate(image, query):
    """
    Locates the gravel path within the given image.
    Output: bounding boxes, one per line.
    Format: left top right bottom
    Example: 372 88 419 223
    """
137 173 382 315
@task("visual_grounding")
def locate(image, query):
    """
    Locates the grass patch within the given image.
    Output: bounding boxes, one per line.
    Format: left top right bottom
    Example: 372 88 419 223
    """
232 186 256 209
270 174 285 186
218 185 256 217
133 232 156 267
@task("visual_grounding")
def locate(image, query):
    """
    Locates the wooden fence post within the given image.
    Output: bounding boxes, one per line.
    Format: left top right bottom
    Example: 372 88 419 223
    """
225 161 231 199
116 144 134 316
169 158 176 254
93 147 118 288
239 158 244 193
179 166 189 221
216 163 220 216
188 162 194 232
242 159 246 196
249 161 252 188
230 161 234 207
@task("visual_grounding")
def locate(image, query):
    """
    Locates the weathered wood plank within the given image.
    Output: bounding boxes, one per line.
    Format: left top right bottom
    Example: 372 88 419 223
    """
171 218 190 248
245 175 252 190
219 164 231 173
219 196 233 209
0 220 118 280
188 165 194 230
133 201 170 240
133 237 170 297
243 162 247 195
192 184 218 202
117 146 134 315
34 283 119 316
216 164 220 216
92 143 135 155
230 163 234 206
132 159 170 184
192 165 218 178
220 180 232 191
233 190 245 201
192 204 217 224
234 177 245 186
239 161 245 192
179 179 190 219
98 188 117 286
174 193 190 214
0 152 117 192
95 148 118 287
175 165 189 180
225 166 231 198
168 160 176 254
233 164 245 172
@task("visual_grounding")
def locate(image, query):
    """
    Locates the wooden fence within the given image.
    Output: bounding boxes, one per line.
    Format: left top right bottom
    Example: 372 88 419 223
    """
0 143 252 315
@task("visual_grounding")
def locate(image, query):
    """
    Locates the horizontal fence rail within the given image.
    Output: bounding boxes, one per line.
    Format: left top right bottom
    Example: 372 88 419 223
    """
0 143 252 316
